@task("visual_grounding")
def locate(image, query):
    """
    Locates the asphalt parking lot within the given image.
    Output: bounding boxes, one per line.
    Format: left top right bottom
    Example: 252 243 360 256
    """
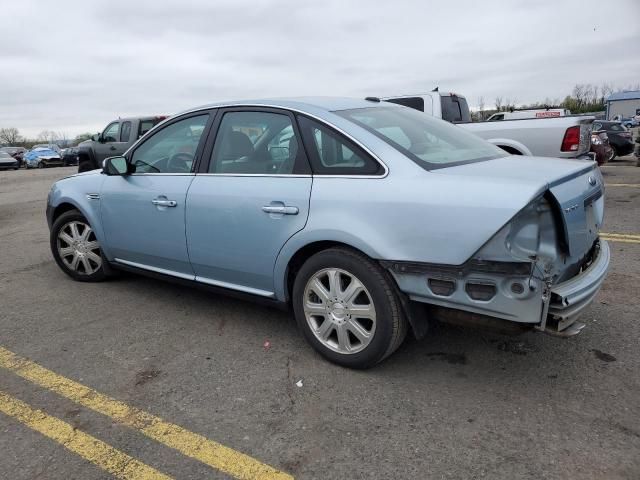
1 161 639 480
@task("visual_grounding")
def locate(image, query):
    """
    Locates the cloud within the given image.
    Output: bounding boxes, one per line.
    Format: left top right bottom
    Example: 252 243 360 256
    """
1 0 638 138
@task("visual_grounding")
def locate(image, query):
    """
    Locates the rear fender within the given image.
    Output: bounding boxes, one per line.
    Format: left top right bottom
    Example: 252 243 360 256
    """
486 138 532 156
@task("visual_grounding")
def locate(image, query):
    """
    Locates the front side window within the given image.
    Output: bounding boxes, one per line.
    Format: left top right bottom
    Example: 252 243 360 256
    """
130 114 208 173
209 111 304 174
120 121 132 142
102 122 120 143
297 116 382 175
338 106 507 169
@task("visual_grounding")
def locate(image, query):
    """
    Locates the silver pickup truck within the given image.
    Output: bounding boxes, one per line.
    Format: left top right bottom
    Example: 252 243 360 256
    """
383 92 594 159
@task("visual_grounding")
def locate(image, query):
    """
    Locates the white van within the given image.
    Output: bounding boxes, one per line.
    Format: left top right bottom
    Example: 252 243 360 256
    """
486 109 571 121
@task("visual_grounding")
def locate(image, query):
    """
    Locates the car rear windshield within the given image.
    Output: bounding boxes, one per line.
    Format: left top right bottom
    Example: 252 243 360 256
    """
606 123 626 132
337 106 507 169
440 95 471 123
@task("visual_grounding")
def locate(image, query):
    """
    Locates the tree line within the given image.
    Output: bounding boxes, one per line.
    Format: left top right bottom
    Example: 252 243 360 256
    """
474 83 640 121
0 128 94 148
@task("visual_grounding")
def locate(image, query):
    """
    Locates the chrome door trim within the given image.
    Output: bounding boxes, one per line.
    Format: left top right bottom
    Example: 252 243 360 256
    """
113 258 276 298
124 104 389 178
114 258 195 280
195 276 275 298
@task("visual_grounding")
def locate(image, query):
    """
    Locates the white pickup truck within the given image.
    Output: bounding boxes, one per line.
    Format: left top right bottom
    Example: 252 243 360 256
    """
383 92 594 159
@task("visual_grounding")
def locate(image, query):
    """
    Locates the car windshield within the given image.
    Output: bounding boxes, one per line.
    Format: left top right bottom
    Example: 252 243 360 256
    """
337 106 507 169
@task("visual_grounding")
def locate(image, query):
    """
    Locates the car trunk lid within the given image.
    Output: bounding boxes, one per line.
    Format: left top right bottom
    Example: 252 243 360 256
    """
435 156 604 258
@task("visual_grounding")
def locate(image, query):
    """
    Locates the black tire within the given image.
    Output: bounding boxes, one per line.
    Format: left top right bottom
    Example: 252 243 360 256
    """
608 147 617 162
37 162 44 169
50 210 107 282
292 247 407 369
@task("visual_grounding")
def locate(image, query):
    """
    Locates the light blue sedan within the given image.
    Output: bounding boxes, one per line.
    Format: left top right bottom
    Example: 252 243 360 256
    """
46 97 610 368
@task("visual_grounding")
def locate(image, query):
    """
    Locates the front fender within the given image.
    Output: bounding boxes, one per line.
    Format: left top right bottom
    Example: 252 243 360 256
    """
48 174 110 258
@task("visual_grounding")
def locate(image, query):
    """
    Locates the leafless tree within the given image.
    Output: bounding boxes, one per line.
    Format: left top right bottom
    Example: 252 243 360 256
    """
477 96 485 120
495 96 503 112
0 127 21 145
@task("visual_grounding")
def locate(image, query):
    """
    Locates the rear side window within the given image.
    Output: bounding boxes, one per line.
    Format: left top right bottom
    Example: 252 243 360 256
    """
609 123 625 132
120 121 132 142
297 116 382 176
441 96 471 123
385 97 425 112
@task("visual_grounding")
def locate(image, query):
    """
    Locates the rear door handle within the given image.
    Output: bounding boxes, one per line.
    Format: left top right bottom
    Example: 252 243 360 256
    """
152 199 177 207
262 205 299 215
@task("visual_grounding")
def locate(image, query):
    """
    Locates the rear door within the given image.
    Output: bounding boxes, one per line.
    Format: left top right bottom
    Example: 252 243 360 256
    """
186 108 312 296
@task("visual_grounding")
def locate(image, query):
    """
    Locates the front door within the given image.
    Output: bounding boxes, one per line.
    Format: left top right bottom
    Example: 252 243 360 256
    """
100 113 210 277
186 109 312 296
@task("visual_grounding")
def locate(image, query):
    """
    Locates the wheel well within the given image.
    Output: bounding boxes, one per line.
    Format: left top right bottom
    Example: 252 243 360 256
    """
498 145 522 155
285 241 366 300
52 203 78 223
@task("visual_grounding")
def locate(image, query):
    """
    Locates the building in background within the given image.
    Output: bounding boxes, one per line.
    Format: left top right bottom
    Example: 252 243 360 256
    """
605 91 640 120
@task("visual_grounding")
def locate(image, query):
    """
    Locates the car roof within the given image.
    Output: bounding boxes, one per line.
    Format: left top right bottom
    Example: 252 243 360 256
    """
181 97 393 116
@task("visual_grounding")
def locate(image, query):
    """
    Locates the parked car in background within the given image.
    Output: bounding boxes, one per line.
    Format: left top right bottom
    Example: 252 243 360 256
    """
0 146 26 167
382 92 594 159
24 147 63 168
77 115 167 172
0 151 19 170
592 121 635 160
33 144 62 155
61 147 80 166
47 97 609 368
589 130 613 166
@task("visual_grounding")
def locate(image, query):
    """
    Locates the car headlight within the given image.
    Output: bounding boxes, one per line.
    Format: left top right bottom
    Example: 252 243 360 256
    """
591 134 602 145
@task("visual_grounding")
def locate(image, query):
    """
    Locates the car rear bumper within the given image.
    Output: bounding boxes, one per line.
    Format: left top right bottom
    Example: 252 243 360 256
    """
545 240 610 333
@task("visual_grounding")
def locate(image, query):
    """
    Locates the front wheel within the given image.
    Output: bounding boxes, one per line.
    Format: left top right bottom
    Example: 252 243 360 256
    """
50 210 107 282
292 247 407 369
37 162 44 169
608 148 617 162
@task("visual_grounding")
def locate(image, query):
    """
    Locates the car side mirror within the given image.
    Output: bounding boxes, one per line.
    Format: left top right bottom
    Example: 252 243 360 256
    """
102 156 129 176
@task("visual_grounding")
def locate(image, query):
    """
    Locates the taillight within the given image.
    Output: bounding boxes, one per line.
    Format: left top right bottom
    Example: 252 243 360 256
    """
561 126 581 151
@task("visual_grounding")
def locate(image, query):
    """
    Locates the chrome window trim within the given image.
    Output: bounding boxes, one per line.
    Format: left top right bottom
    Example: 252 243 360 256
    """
195 173 311 178
125 104 390 179
129 172 195 176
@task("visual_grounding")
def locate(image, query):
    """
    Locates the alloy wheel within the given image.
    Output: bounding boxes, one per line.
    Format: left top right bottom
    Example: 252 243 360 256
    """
303 268 376 354
57 221 102 275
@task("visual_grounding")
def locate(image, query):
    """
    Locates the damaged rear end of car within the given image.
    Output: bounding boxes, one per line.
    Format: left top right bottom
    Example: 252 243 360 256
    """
385 159 609 337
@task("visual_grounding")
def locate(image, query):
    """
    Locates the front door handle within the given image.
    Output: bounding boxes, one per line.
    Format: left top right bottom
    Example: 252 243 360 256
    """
109 145 116 151
152 199 177 207
262 205 299 215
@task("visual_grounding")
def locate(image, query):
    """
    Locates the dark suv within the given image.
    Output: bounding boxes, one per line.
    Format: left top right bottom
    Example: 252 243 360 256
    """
78 116 167 172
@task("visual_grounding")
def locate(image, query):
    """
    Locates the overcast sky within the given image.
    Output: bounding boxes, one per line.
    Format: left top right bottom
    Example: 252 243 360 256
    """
1 0 639 138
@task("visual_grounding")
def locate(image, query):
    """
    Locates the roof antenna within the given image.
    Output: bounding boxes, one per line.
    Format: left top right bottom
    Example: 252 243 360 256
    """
432 86 439 92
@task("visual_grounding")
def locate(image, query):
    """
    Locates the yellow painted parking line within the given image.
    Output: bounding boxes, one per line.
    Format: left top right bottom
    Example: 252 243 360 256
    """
0 347 293 480
0 390 171 480
605 183 640 187
601 232 640 244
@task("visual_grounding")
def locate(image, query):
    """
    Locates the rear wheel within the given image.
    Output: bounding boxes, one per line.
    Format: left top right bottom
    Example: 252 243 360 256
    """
292 247 407 368
50 210 106 282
